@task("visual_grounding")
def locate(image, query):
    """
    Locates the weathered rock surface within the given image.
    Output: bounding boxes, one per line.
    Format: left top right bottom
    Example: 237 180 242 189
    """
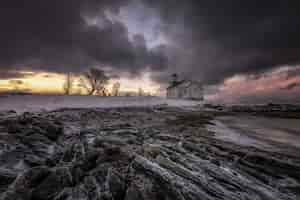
0 107 299 199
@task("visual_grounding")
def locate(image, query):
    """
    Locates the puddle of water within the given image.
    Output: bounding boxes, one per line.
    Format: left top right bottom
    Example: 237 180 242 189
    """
207 115 300 154
207 120 272 149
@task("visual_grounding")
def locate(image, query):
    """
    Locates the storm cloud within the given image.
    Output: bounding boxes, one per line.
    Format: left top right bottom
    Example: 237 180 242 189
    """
0 0 167 78
1 0 300 102
144 0 300 84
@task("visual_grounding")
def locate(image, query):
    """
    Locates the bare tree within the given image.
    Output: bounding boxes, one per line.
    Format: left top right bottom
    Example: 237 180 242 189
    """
111 82 121 96
95 87 109 96
138 88 144 96
75 87 82 95
9 80 23 91
63 73 73 95
79 68 109 95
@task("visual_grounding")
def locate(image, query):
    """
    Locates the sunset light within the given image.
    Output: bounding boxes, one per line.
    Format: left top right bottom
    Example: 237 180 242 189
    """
1 1 300 199
0 71 161 95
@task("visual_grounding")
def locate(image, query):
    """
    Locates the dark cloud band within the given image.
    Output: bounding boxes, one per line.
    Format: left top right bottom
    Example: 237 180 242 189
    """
144 0 300 84
0 0 167 78
1 0 300 90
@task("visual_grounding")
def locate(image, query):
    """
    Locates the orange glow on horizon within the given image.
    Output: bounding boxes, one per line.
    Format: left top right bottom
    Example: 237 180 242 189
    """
206 65 300 103
0 72 65 93
0 71 161 95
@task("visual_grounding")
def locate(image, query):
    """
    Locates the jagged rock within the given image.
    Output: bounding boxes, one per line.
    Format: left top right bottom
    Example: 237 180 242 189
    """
155 134 181 142
111 128 139 136
83 176 101 199
107 168 126 200
0 147 30 171
1 166 51 200
0 111 17 121
124 182 144 200
132 155 211 200
0 169 17 193
124 175 162 200
0 107 299 200
54 186 89 200
32 121 63 141
1 116 63 141
142 144 162 159
31 167 72 200
94 135 128 147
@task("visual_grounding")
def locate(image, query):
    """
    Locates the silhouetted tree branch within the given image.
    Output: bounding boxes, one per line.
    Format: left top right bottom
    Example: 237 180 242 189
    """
112 82 121 96
63 73 73 95
79 68 109 95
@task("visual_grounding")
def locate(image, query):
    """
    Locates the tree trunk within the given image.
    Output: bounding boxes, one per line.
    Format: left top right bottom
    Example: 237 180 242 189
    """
88 89 95 95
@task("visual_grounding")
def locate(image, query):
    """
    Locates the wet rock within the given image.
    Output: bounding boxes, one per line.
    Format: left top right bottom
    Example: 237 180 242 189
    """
56 186 90 200
75 149 101 172
31 167 72 200
132 155 209 200
124 175 162 200
0 169 17 192
33 122 63 141
1 166 51 200
24 154 47 167
0 111 17 120
0 147 30 171
111 128 139 136
155 134 181 142
69 165 85 185
107 168 126 200
142 144 162 159
22 134 53 154
0 107 299 200
82 176 101 200
94 135 128 147
124 182 144 200
1 116 63 141
241 153 300 180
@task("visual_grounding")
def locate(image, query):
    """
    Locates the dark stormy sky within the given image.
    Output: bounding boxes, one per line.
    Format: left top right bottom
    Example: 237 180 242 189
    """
0 0 300 103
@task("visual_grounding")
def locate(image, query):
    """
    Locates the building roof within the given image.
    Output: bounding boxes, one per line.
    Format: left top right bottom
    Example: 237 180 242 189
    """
167 80 185 90
167 80 202 90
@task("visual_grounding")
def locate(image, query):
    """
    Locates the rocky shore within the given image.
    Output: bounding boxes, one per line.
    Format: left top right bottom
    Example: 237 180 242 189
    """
204 103 300 119
0 107 299 199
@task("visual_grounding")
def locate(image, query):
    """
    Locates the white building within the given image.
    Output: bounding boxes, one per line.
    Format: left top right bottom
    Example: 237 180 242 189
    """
167 80 204 100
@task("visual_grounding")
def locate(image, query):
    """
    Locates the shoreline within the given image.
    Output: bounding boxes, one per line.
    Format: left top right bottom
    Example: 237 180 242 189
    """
0 106 299 199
